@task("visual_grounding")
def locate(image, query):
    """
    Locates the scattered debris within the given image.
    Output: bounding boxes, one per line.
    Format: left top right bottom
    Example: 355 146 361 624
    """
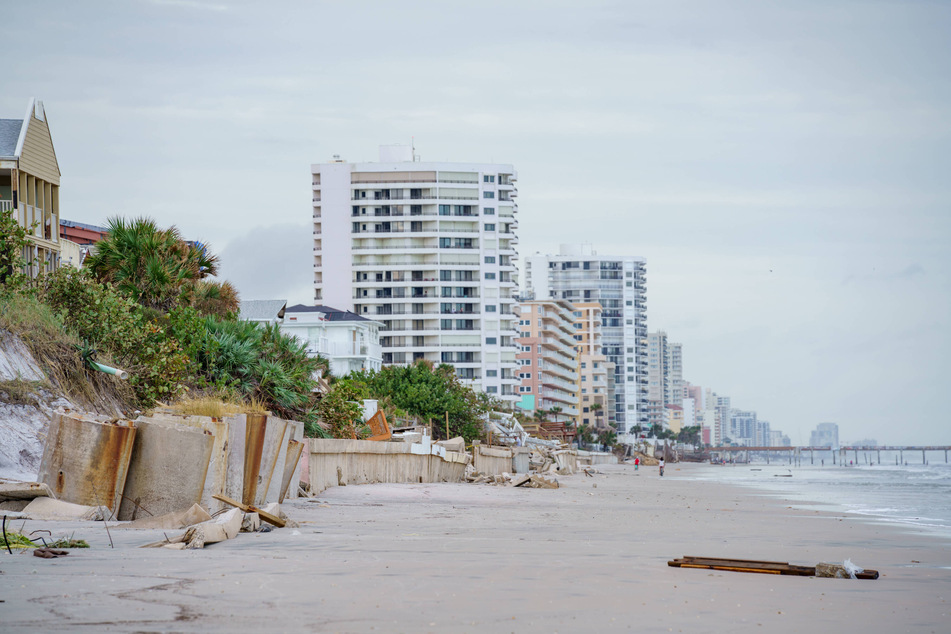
213 494 286 528
117 503 211 530
33 547 69 559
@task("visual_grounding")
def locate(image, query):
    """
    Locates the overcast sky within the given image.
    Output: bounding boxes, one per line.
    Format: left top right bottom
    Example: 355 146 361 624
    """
5 1 949 445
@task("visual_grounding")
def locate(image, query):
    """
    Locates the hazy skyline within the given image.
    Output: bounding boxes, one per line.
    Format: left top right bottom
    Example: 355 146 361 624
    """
4 1 949 444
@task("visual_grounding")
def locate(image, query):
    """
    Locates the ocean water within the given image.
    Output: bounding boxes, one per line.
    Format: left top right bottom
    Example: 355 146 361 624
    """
684 460 951 542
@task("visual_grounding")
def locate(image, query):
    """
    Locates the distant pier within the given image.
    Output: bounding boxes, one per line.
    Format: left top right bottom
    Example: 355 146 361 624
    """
707 445 951 466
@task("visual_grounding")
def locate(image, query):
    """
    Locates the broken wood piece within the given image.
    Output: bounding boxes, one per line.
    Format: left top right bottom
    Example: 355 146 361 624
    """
212 494 286 528
668 556 879 579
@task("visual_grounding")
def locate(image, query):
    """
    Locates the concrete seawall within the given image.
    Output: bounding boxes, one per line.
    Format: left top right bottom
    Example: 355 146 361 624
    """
307 438 467 493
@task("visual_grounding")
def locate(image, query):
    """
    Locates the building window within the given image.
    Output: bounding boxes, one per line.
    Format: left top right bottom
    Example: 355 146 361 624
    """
484 223 495 231
483 192 495 199
484 175 495 183
486 386 498 393
439 204 450 216
485 305 496 312
484 256 496 263
485 272 496 280
486 369 498 377
484 207 495 215
486 337 497 345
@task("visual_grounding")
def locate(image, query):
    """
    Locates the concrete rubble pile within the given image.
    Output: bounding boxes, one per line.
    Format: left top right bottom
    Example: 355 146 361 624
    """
464 469 561 489
0 408 306 550
464 412 620 490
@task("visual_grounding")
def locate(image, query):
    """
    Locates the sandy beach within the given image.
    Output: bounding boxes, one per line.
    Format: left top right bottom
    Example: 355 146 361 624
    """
1 462 948 632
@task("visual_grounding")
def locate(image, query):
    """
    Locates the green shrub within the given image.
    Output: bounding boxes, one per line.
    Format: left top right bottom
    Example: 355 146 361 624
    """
39 267 189 406
202 317 324 425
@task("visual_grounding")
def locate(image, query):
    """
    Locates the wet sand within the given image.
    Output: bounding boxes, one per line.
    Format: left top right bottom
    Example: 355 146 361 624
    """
1 462 949 632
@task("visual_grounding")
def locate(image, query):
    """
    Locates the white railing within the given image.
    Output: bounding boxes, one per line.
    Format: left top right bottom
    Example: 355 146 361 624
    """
0 201 13 213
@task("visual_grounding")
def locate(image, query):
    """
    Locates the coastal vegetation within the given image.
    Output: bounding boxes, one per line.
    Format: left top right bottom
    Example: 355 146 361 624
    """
1 216 501 442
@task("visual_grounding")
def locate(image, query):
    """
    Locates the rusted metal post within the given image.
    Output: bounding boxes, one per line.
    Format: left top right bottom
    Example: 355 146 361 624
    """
243 413 267 507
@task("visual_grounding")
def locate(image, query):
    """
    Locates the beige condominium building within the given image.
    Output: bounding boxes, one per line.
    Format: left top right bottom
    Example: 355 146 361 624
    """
0 99 62 276
572 302 616 430
516 299 579 424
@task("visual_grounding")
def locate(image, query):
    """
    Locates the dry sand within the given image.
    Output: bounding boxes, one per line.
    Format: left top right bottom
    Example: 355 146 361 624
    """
1 462 948 632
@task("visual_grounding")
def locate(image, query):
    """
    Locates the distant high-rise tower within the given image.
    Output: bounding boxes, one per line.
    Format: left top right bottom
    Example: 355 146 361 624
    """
667 341 683 408
515 299 579 422
810 422 839 448
572 302 616 430
312 145 519 402
647 331 669 429
523 244 647 433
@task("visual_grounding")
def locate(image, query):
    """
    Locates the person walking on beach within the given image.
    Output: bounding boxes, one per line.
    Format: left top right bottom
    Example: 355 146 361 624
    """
634 456 640 471
659 457 665 477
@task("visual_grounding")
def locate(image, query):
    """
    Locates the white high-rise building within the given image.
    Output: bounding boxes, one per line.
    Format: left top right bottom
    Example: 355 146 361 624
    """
667 341 683 408
312 145 519 402
523 244 647 432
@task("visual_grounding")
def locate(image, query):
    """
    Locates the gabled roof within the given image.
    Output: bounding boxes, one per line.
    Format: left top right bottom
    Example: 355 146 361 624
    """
286 304 373 322
0 119 23 158
239 299 287 322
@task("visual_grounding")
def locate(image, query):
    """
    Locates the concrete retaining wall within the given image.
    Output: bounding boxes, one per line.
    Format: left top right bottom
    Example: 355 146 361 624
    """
472 444 515 475
576 450 618 466
38 412 136 513
118 419 214 521
307 438 467 494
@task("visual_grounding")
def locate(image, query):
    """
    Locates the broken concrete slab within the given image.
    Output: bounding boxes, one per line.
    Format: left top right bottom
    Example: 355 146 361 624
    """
255 416 290 507
279 440 304 504
118 503 212 530
0 478 53 501
436 436 466 453
511 474 532 487
38 412 136 513
182 508 243 549
118 418 214 521
241 512 261 533
141 413 231 514
22 497 111 521
529 474 560 489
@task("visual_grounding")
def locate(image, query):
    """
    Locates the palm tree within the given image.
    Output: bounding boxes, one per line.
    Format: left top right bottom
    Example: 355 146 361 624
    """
85 216 219 312
589 402 603 427
191 279 240 319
